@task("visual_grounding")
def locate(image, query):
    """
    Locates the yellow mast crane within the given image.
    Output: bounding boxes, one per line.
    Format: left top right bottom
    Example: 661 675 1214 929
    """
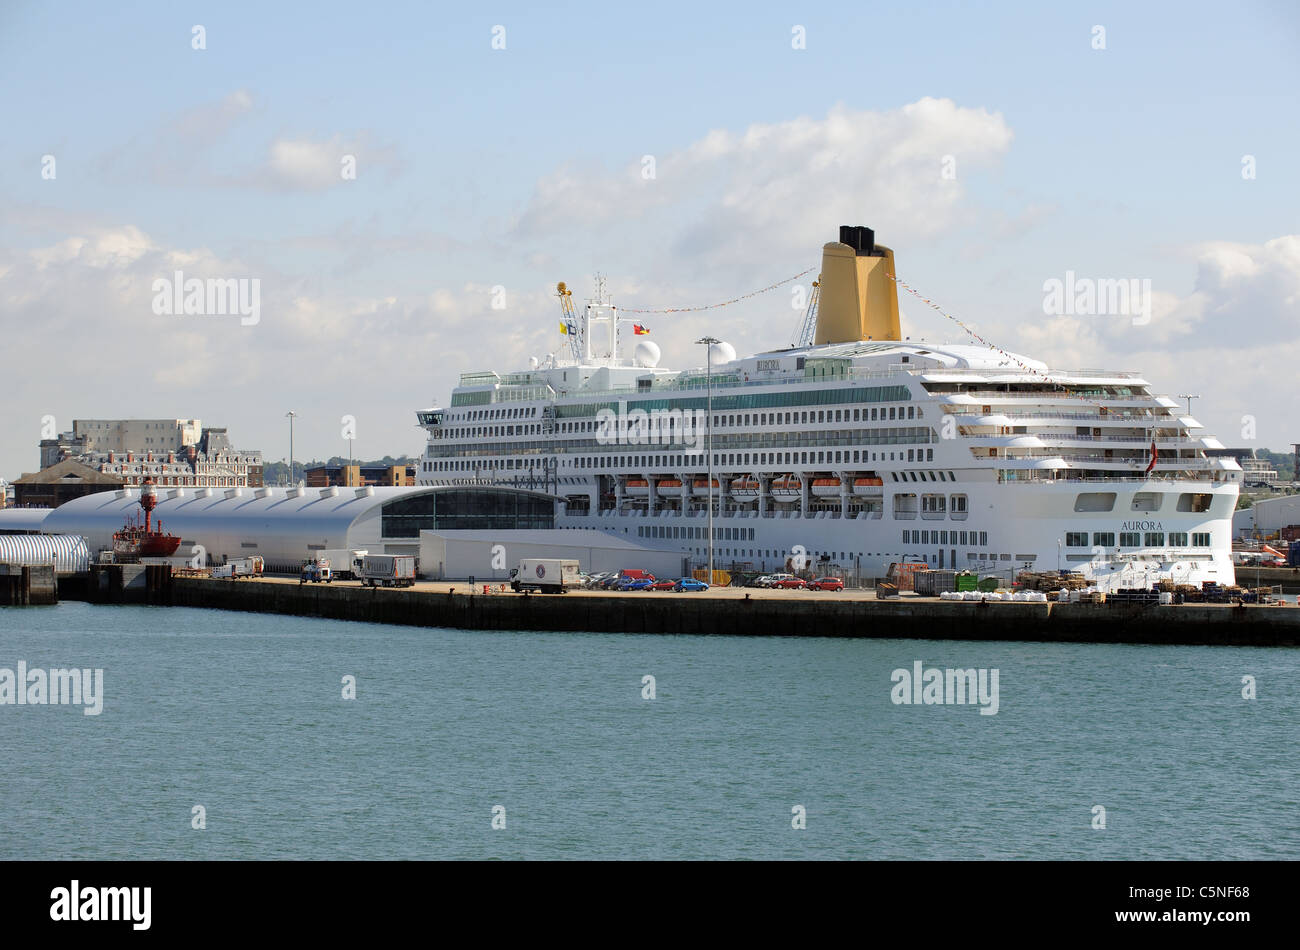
557 281 581 361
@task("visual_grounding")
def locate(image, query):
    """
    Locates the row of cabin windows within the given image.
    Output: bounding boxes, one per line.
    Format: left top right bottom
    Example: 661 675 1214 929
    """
1064 531 1209 547
904 530 988 546
639 526 756 541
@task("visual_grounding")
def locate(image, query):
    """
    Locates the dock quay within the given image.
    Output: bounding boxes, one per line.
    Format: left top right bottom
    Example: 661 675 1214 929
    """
50 569 1300 647
0 563 57 606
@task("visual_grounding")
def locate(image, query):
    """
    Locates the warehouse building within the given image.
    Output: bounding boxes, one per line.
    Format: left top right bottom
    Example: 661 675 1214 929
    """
0 484 678 579
418 529 688 582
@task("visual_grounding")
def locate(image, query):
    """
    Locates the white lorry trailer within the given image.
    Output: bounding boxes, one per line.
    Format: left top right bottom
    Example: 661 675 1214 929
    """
509 558 581 594
359 554 416 588
213 556 264 579
318 548 368 579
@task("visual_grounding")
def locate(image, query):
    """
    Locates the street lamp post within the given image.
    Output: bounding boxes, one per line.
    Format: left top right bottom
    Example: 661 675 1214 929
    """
286 410 297 487
695 336 719 583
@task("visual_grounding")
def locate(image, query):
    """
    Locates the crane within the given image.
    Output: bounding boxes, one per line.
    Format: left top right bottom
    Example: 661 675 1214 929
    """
794 278 821 348
556 281 581 361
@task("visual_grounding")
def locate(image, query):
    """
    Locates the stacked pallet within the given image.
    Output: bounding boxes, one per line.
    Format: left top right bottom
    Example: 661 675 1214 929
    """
1016 571 1088 592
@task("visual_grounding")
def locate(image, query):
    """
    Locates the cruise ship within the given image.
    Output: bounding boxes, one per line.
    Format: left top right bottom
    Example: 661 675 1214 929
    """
416 226 1240 588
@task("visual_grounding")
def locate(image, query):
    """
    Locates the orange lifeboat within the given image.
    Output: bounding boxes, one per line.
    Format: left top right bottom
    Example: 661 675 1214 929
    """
811 477 842 498
657 478 683 497
852 476 884 496
770 475 802 500
624 479 649 497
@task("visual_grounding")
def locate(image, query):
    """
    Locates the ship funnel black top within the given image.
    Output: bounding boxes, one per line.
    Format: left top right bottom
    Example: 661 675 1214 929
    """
838 225 878 257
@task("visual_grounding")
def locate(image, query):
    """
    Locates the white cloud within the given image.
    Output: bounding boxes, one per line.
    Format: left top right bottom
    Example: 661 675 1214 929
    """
514 98 1014 279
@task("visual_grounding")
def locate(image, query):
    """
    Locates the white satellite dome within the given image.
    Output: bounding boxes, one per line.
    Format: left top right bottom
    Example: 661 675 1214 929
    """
709 341 737 366
528 355 539 370
633 340 661 368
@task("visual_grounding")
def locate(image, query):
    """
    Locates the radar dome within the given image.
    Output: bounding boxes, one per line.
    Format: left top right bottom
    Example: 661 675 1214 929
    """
709 341 737 366
528 356 539 370
633 340 661 368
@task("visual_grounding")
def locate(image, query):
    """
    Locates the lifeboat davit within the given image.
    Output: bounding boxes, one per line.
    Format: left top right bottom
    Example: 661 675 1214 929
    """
730 477 760 499
624 479 649 497
769 476 802 500
656 478 683 497
852 476 885 495
811 477 842 498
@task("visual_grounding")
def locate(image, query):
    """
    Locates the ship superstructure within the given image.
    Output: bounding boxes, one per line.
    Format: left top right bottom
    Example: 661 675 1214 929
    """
416 227 1241 587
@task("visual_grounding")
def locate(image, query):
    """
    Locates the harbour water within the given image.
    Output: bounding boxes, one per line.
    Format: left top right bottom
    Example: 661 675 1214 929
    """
2 603 1296 860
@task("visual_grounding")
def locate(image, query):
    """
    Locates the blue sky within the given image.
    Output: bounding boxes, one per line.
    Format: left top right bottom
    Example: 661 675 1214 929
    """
2 1 1297 474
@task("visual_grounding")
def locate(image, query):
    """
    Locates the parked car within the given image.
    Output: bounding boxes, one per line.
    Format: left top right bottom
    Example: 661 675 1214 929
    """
618 577 654 591
748 574 775 588
647 579 677 591
673 578 709 592
807 576 844 591
770 575 807 589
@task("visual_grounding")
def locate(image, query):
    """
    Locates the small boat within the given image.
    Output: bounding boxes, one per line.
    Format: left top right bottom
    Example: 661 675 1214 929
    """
811 477 842 498
624 479 650 497
656 478 683 497
852 476 884 494
770 476 802 500
730 477 760 499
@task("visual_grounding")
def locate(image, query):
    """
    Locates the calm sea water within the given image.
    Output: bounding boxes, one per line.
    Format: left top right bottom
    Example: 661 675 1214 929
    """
1 602 1297 860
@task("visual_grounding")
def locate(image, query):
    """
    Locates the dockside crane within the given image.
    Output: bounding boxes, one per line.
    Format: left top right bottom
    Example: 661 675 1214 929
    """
793 277 821 348
557 281 582 361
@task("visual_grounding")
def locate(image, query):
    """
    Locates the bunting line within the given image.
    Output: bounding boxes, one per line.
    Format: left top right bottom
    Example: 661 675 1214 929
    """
887 273 1056 382
619 266 817 314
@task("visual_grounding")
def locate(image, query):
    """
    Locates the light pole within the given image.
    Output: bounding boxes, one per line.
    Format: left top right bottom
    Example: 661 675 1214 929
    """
695 336 719 583
286 410 297 487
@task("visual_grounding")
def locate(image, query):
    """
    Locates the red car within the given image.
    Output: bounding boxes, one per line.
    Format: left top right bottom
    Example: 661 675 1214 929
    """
646 579 677 591
771 576 807 589
807 577 844 591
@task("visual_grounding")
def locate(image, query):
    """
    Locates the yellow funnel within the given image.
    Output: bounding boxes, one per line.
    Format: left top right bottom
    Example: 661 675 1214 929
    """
814 225 901 344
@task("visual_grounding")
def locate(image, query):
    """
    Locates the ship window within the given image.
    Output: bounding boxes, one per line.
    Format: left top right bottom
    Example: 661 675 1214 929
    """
1074 492 1117 512
1177 493 1213 512
1169 532 1189 546
1093 532 1115 547
1131 492 1163 512
908 407 915 419
1066 532 1088 547
1119 532 1141 547
1144 532 1165 546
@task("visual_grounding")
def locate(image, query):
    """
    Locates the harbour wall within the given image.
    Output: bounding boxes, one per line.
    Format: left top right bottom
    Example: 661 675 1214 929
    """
57 570 1300 647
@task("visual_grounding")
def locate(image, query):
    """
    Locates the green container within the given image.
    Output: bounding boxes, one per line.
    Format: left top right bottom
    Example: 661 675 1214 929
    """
955 573 978 592
977 576 999 592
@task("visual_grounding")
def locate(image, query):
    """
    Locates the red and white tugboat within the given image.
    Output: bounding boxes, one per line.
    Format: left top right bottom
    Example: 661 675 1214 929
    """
112 478 182 562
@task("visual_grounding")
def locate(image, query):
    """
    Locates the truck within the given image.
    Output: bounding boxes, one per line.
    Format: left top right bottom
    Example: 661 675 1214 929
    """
509 558 581 594
359 554 416 588
213 556 264 580
318 548 368 579
300 557 332 584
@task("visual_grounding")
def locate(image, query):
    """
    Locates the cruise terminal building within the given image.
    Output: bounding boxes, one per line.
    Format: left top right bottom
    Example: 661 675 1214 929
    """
13 483 682 579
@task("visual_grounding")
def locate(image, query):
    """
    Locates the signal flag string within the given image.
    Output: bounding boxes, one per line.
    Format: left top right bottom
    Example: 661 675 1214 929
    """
886 273 1056 383
619 266 817 314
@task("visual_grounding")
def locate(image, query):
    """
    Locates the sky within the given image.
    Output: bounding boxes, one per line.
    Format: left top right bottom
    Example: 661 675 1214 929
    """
1 0 1297 478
